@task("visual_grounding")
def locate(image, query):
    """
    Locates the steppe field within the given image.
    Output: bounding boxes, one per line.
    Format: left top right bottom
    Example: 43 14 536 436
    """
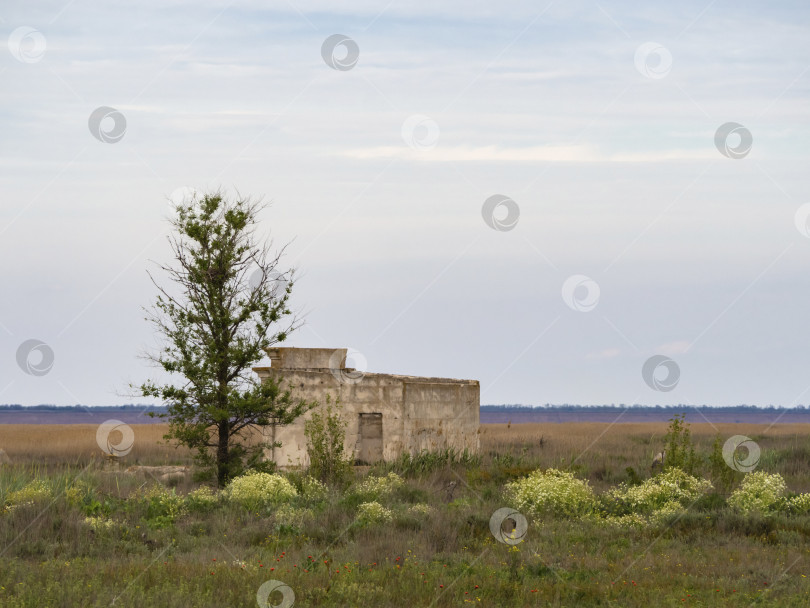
1 422 809 607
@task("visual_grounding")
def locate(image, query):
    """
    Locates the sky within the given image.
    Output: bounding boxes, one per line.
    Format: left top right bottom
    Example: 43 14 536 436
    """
1 0 809 407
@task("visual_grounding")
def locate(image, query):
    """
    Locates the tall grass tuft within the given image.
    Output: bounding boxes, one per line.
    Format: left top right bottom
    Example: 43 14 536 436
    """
379 448 481 476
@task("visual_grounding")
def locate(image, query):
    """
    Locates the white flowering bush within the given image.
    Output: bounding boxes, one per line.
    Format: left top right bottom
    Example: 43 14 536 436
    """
728 472 787 516
598 513 647 529
5 479 52 507
648 500 689 525
353 473 404 500
356 501 393 525
604 468 712 515
785 493 810 515
505 469 596 518
225 470 298 510
83 516 116 532
273 504 314 529
185 486 219 512
140 484 188 525
407 503 434 518
300 476 328 502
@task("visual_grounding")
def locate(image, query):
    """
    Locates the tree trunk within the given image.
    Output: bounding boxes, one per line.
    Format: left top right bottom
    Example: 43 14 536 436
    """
216 421 229 487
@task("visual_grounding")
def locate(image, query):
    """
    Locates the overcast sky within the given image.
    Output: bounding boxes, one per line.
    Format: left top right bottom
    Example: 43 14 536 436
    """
1 0 809 407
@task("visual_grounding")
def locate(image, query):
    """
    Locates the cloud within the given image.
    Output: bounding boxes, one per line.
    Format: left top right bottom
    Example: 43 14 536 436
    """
339 145 714 163
655 341 692 356
586 348 621 360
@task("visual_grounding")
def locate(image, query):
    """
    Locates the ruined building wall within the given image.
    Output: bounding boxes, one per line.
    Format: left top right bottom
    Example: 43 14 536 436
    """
253 348 480 467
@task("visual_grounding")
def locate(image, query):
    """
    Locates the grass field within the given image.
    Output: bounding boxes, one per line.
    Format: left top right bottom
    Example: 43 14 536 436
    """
1 421 810 606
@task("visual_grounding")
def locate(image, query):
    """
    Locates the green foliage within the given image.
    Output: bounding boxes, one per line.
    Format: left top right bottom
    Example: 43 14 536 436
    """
624 466 642 486
135 191 316 486
505 468 596 518
708 433 738 493
304 396 353 486
693 492 727 511
64 480 91 508
662 414 701 475
79 495 115 517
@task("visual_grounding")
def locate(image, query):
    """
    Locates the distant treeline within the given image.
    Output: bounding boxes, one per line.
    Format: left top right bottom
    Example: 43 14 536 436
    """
2 403 807 412
0 404 167 412
481 404 808 412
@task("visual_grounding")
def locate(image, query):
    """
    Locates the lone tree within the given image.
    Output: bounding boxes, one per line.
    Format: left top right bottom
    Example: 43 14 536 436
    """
137 191 315 486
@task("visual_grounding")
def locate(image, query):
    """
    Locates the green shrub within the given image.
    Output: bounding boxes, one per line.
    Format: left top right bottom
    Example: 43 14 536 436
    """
79 495 115 517
693 492 727 511
505 468 596 518
662 414 701 475
624 466 642 486
727 471 787 516
708 434 737 492
64 480 95 508
225 470 297 510
304 396 353 486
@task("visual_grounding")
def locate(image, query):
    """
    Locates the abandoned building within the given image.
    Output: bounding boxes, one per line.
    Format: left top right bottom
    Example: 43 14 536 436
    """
252 347 480 467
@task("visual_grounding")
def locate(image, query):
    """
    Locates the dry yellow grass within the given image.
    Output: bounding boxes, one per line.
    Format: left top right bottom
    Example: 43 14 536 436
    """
482 421 810 454
2 421 809 489
0 424 193 465
481 421 810 490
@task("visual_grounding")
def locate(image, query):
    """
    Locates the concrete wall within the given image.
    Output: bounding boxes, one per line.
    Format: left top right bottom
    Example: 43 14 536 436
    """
253 347 479 467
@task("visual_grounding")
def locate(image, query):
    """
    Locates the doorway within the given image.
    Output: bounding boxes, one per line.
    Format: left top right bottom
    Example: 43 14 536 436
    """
357 413 383 464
